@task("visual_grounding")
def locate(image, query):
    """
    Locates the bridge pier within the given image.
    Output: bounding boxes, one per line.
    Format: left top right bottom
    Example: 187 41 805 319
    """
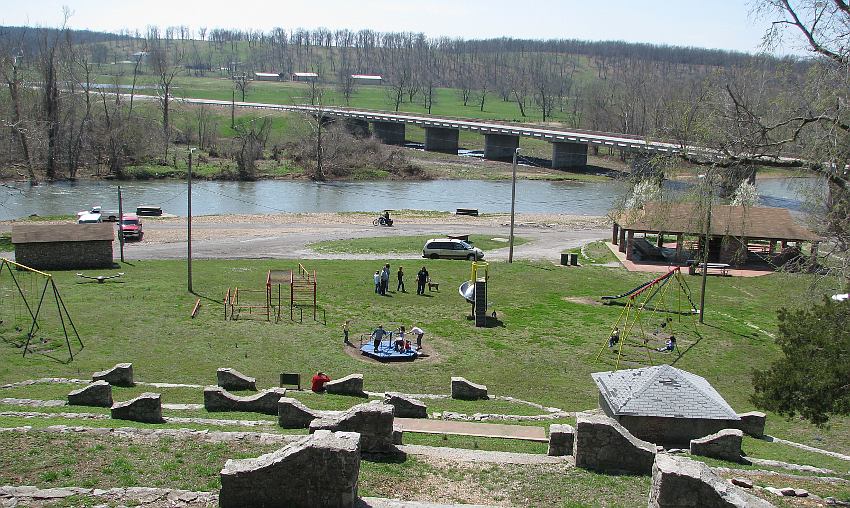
371 121 405 145
483 134 519 161
551 141 588 169
424 127 459 154
343 119 370 138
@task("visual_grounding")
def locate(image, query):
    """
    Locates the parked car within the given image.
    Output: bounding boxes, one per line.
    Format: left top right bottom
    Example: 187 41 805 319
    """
422 238 484 260
76 206 120 222
77 213 102 224
119 213 144 241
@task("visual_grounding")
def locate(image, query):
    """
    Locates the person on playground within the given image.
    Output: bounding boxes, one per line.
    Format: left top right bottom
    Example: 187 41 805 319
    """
608 327 620 348
380 264 390 295
311 372 331 393
343 319 351 345
657 335 676 352
655 317 672 335
373 271 380 294
416 266 429 295
372 325 388 353
394 326 406 352
410 325 425 350
397 266 406 292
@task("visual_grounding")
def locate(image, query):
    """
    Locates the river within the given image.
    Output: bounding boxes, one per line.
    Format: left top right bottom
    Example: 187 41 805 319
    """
0 177 814 221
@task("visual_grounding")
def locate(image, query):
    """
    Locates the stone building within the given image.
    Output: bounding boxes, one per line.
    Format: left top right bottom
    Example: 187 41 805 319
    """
591 364 742 445
12 223 114 270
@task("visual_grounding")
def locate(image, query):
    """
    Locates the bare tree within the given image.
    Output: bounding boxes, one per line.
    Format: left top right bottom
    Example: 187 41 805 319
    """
0 36 36 182
148 28 185 161
233 117 270 180
232 73 250 101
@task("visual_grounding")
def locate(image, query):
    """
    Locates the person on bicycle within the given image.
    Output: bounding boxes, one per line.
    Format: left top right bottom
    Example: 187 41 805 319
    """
383 210 393 226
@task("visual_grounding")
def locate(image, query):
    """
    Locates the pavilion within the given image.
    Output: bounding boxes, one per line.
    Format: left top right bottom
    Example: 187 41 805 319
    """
611 202 821 267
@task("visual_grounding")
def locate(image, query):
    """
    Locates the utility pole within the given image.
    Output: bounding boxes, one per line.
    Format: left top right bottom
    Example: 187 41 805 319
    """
117 186 125 263
231 90 235 128
698 169 713 323
508 148 520 263
187 148 195 293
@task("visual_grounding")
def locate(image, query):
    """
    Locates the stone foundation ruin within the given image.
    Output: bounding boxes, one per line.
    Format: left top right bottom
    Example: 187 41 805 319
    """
111 392 163 423
649 454 774 507
574 412 656 474
217 368 257 391
92 363 134 387
309 402 396 453
451 377 488 400
204 386 287 415
67 380 112 407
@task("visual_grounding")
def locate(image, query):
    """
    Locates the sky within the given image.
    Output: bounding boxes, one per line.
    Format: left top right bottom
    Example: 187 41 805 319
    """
0 0 792 55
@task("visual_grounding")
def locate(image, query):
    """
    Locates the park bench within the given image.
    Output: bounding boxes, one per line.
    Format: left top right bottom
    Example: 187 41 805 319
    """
688 261 730 276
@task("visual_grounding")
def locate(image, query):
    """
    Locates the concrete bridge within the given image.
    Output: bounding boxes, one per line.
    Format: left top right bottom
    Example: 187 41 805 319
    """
174 97 697 168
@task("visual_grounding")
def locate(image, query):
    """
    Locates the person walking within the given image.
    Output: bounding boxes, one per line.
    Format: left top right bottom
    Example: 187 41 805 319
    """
410 325 425 350
416 266 429 295
380 264 390 295
373 271 380 294
397 266 406 292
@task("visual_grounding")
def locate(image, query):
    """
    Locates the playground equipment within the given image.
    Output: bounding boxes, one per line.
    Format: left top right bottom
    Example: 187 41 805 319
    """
0 258 83 362
359 326 418 362
76 272 124 284
225 264 321 323
595 266 699 369
459 261 490 327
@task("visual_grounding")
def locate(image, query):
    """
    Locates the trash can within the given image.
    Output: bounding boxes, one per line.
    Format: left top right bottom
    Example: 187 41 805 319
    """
560 253 578 266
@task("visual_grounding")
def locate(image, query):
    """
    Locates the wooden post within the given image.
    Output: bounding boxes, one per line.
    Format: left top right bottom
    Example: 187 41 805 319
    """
656 233 664 248
625 231 635 260
612 223 619 245
618 228 627 253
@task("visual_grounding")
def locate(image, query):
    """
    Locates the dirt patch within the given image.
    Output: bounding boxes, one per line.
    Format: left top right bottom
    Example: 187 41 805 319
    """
563 296 603 306
343 341 441 365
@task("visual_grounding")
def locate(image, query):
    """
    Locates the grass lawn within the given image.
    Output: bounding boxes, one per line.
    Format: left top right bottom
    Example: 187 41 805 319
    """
563 240 619 264
0 257 848 505
309 234 527 255
0 232 11 251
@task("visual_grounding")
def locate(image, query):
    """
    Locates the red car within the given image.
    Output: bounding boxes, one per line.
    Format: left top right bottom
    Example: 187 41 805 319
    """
119 213 144 241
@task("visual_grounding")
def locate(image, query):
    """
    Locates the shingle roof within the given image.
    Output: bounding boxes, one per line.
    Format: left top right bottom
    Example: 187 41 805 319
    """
614 202 820 242
12 223 114 243
591 365 739 420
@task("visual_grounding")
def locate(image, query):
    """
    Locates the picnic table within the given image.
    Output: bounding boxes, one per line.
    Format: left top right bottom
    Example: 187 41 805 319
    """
688 261 730 276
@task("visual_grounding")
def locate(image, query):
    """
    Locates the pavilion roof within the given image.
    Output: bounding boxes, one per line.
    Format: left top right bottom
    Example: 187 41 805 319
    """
613 202 820 241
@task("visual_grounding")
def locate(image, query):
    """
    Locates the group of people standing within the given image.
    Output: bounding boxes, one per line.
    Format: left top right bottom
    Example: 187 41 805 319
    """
373 264 431 296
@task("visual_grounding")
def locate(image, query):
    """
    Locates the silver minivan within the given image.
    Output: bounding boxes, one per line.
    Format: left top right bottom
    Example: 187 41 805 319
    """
422 238 484 260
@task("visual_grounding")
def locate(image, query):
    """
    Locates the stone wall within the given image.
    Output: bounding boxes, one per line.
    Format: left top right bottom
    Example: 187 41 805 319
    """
217 368 257 391
15 240 113 270
92 363 134 387
309 402 395 453
547 424 574 456
649 454 774 507
732 412 766 438
111 392 163 423
574 412 656 475
220 430 361 508
67 381 112 407
204 386 287 415
278 397 320 428
325 374 366 397
690 429 744 463
451 377 488 400
384 392 427 418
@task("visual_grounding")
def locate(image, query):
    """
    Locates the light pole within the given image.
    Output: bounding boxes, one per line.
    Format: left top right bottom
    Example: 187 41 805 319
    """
508 148 521 263
187 147 196 293
698 168 714 323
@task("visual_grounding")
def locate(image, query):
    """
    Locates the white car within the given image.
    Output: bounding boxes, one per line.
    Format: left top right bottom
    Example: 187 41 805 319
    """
77 213 102 224
422 238 484 261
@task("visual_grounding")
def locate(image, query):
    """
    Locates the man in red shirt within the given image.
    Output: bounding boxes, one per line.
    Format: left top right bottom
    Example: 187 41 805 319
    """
311 372 330 393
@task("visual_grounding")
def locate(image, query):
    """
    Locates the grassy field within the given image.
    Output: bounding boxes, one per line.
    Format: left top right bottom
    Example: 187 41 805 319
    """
309 234 528 255
0 257 848 505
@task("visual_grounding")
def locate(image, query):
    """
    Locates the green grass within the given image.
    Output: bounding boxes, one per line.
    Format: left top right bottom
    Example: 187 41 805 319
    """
0 257 848 505
563 240 619 264
0 233 11 251
309 234 527 255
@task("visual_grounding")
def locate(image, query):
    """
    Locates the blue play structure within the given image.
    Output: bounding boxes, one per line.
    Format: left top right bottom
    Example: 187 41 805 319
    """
360 336 418 362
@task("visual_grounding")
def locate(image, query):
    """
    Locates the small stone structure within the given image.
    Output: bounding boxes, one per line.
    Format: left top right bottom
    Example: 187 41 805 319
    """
67 380 112 407
574 412 656 474
690 429 744 463
733 411 766 438
592 365 742 445
92 363 134 387
204 386 287 415
309 402 395 453
11 223 114 270
547 423 575 456
384 392 427 418
451 377 488 400
649 454 774 507
325 374 366 397
219 430 361 508
217 368 257 391
111 392 163 423
277 397 320 428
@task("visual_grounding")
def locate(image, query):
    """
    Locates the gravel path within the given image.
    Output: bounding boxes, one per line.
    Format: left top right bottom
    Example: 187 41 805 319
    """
1 212 610 261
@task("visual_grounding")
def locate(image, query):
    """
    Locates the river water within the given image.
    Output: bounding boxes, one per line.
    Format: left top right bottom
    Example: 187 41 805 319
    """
0 177 813 221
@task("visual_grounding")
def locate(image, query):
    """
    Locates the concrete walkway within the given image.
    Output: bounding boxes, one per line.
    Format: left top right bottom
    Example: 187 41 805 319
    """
395 417 548 441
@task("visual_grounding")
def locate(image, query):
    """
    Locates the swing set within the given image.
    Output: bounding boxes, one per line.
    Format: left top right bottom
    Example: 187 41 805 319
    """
595 266 699 369
0 258 83 362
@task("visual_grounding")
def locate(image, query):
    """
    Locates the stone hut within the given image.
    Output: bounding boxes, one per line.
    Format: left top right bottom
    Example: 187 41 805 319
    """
591 364 741 445
12 223 113 270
